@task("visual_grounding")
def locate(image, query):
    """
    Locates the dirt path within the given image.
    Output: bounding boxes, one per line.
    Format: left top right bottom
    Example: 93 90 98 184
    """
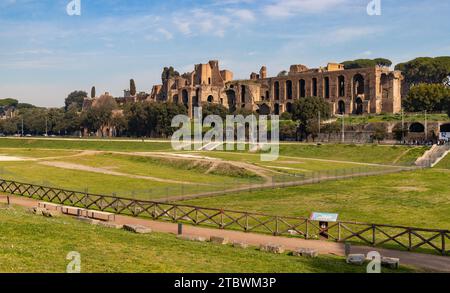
1 195 448 272
38 161 205 186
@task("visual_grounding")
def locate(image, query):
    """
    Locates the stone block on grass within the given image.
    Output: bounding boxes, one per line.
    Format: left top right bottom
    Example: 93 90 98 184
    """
123 224 152 234
381 257 400 269
177 235 207 242
76 216 100 225
38 202 61 212
260 244 285 254
346 254 366 266
210 236 229 245
61 206 86 217
293 248 319 258
97 221 123 229
232 241 249 249
29 207 46 216
86 210 115 222
42 209 61 218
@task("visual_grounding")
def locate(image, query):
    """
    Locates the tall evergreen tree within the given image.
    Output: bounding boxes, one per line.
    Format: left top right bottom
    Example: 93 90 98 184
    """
130 79 136 96
91 86 96 98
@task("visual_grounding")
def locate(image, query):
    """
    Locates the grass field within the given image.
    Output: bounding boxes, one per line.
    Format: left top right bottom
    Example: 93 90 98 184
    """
0 138 428 165
435 153 450 169
0 139 442 229
0 138 174 152
0 206 414 273
181 168 450 230
276 144 427 165
0 138 446 268
337 113 450 125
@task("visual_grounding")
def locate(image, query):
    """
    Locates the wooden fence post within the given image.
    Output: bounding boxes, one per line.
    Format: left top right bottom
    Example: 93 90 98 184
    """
274 216 279 236
442 232 446 256
408 229 412 251
337 222 341 242
372 224 376 246
305 220 309 239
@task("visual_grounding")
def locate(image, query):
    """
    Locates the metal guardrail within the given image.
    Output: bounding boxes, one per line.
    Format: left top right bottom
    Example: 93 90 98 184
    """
0 178 448 255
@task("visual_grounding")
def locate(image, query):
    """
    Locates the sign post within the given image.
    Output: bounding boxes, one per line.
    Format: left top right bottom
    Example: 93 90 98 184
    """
310 212 339 239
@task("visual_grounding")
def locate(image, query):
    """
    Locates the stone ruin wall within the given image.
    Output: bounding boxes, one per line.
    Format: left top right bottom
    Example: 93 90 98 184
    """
148 60 404 117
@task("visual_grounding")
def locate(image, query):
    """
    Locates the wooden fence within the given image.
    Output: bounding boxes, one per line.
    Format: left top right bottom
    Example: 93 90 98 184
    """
0 178 448 256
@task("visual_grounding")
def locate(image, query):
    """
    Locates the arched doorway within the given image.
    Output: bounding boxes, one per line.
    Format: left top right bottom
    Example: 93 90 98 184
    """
410 122 425 133
355 98 363 115
274 82 280 100
274 103 280 115
338 100 345 115
226 90 236 113
440 123 450 133
182 90 189 108
241 85 246 103
440 123 450 141
338 75 345 97
286 80 293 100
312 78 318 96
299 79 306 98
323 77 330 99
259 103 270 115
353 74 365 96
286 102 293 114
173 94 179 104
207 95 214 103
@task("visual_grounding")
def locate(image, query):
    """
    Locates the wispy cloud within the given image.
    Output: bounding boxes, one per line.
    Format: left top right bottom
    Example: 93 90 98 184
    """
263 0 349 18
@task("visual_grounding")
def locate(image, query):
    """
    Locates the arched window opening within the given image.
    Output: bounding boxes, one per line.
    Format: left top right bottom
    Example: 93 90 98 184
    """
299 79 306 98
286 80 293 100
324 77 330 99
353 74 365 96
355 98 363 115
338 76 345 97
410 123 425 133
312 78 318 96
274 82 280 100
338 100 345 115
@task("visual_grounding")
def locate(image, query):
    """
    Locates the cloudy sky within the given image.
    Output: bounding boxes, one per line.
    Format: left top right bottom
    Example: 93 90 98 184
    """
0 0 449 107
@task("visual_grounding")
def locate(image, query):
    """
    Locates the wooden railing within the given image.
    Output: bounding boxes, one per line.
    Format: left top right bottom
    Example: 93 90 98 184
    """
0 178 448 256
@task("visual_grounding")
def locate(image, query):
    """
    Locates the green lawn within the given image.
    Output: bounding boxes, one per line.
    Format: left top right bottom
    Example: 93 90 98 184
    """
59 152 262 183
0 149 264 200
0 138 173 152
0 138 428 166
277 144 428 165
435 153 450 169
181 168 450 230
0 148 79 158
0 206 414 273
338 113 450 124
194 151 388 179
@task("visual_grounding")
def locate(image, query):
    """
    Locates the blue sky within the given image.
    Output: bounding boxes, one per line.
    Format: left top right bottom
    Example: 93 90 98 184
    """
0 0 449 107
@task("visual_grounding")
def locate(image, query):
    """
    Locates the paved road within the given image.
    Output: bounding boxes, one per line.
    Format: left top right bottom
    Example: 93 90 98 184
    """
2 195 449 272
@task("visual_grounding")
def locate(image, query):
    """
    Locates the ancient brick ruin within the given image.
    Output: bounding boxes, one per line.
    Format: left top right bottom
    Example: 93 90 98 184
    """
149 60 403 117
